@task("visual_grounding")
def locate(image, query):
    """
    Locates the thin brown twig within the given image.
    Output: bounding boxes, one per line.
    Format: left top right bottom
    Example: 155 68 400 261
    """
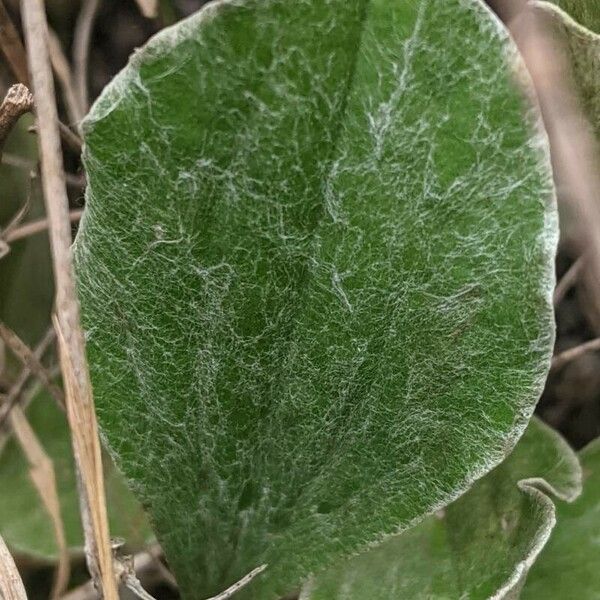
133 0 158 18
10 406 70 598
0 7 81 154
117 556 159 600
0 533 27 600
48 28 84 126
0 4 82 152
55 317 118 599
2 152 86 188
0 326 56 432
554 255 585 305
518 4 600 333
204 565 268 600
0 172 34 259
552 337 600 370
0 1 29 84
20 0 117 595
1 151 33 170
28 122 83 154
0 322 64 408
2 192 31 239
73 0 100 116
5 209 84 243
59 121 83 153
0 83 33 155
0 365 60 454
61 546 173 600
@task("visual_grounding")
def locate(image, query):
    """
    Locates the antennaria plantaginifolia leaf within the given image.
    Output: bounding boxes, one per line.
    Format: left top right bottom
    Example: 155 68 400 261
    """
75 0 557 596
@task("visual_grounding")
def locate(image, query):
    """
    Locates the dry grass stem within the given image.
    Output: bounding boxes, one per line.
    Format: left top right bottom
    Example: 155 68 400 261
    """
48 29 84 126
57 122 83 153
1 189 32 259
133 0 158 19
0 322 64 408
28 122 83 154
9 406 70 598
0 84 33 154
122 576 158 600
552 336 600 370
0 366 61 454
54 317 117 600
515 4 600 332
116 555 158 600
0 326 56 433
58 123 83 154
20 0 117 597
61 546 174 600
0 533 27 600
1 192 31 242
6 209 84 243
204 565 268 600
0 1 29 84
73 0 100 116
554 255 585 305
1 151 34 170
2 152 37 171
1 152 86 188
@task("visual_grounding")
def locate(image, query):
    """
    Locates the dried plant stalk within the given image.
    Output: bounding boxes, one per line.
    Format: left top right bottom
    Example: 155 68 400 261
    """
552 337 600 370
204 565 268 600
6 209 84 244
0 327 56 444
554 255 585 305
514 5 600 329
133 0 158 18
0 1 29 84
0 533 27 600
0 84 33 155
9 406 70 598
0 323 64 408
48 29 84 125
54 317 117 600
72 0 100 115
62 547 173 600
19 0 117 597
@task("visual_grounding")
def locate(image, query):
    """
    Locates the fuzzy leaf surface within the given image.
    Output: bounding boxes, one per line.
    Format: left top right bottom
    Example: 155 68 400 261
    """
522 437 600 599
303 418 581 600
75 0 556 597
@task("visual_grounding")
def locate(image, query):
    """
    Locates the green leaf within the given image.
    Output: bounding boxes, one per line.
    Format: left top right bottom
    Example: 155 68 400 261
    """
536 1 600 140
74 0 556 597
303 418 581 600
0 115 54 350
521 436 600 599
547 0 600 34
0 390 151 558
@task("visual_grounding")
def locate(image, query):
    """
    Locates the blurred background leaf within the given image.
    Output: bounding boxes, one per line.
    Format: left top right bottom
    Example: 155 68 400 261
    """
304 418 581 600
0 386 151 558
521 436 600 599
0 114 53 353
